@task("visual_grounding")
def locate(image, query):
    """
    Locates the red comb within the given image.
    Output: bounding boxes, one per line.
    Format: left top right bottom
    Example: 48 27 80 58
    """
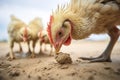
47 15 54 45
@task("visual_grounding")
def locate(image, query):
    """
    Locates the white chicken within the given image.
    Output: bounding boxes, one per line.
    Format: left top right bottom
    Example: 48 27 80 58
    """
27 17 43 58
8 15 29 60
38 30 53 55
47 0 120 62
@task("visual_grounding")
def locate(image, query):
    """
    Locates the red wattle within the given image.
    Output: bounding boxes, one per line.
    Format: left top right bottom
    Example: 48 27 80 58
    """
64 36 71 46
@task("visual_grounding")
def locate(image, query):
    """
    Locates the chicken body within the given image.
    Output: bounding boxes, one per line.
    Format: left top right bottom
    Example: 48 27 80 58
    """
38 30 53 55
27 17 43 58
8 15 27 59
47 0 120 62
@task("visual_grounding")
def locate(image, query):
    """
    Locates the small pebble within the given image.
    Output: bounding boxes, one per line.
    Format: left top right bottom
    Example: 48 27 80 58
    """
88 75 94 80
37 76 41 80
28 74 31 78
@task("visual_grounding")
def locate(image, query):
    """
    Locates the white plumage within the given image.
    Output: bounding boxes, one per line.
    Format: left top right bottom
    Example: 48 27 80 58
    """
8 15 27 59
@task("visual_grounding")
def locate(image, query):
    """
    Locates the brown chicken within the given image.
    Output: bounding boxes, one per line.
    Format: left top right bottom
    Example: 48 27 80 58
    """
47 0 120 62
8 15 28 60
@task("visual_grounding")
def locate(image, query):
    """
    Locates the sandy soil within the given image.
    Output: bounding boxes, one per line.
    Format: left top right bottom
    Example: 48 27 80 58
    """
0 40 120 80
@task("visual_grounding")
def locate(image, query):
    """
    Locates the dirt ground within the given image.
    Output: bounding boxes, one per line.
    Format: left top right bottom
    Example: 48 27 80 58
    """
0 40 120 80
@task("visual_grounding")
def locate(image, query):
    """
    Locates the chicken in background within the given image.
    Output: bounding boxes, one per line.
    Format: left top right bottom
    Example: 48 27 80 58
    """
8 15 29 60
47 0 120 62
38 30 54 56
27 17 43 58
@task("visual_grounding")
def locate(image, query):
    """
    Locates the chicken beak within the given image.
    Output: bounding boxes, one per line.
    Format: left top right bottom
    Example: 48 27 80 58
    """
54 41 62 53
23 37 27 42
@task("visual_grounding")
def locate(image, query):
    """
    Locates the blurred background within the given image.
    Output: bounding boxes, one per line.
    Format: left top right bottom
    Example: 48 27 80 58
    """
0 0 120 42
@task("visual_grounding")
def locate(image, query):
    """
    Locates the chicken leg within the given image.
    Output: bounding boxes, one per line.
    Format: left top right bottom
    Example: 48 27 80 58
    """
49 44 54 56
26 41 31 56
39 41 43 54
31 41 36 58
44 44 47 51
80 27 120 62
19 42 22 52
15 42 23 53
8 40 15 60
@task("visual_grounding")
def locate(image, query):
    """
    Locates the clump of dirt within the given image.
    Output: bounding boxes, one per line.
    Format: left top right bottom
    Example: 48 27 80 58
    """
55 52 72 64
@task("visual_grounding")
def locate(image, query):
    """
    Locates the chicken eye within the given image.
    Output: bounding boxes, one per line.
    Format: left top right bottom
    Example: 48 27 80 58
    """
58 31 63 37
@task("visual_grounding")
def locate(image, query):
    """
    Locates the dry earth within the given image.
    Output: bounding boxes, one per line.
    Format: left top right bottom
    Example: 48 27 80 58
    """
0 40 120 80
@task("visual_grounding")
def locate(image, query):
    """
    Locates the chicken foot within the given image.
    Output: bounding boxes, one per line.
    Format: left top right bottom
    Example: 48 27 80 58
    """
80 27 120 62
